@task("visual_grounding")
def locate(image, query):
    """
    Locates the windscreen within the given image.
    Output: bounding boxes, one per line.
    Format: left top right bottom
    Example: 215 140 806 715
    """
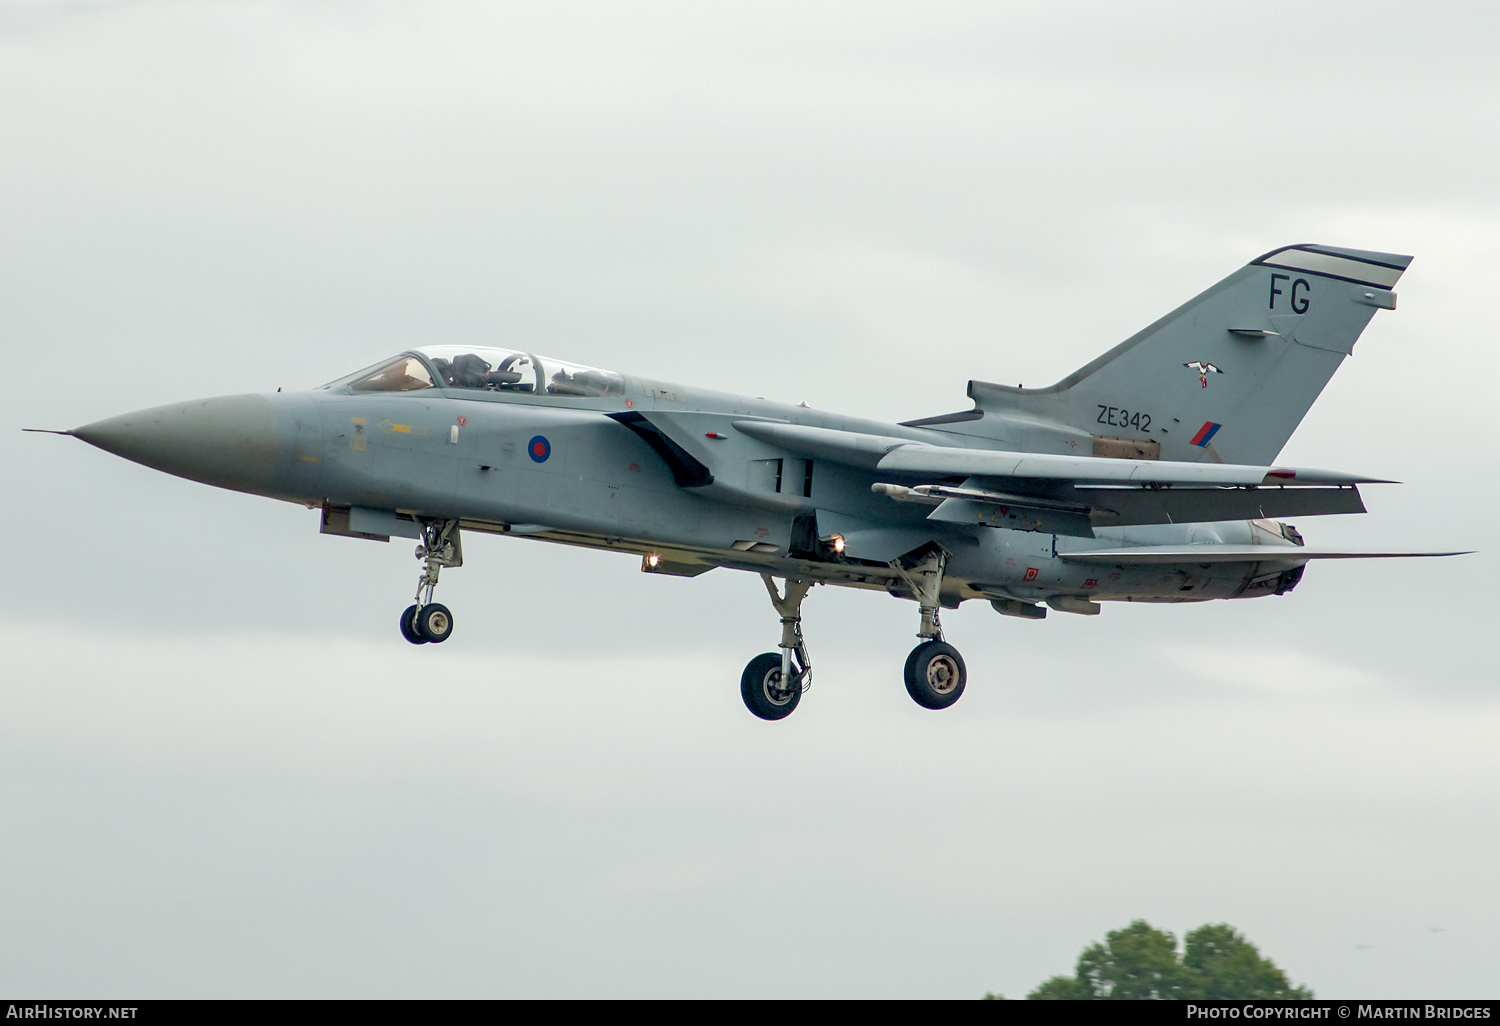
343 356 436 393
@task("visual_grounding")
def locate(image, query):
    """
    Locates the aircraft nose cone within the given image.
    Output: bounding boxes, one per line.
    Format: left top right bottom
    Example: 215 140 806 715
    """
73 394 283 494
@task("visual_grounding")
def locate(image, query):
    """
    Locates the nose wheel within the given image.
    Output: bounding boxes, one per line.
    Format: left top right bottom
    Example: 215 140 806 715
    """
399 519 462 646
400 605 426 645
401 602 454 644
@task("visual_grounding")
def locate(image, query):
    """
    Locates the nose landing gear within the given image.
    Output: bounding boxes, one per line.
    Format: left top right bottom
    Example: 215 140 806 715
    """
400 520 462 645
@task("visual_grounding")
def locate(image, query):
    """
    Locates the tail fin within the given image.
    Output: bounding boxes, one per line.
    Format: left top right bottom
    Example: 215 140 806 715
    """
948 245 1412 465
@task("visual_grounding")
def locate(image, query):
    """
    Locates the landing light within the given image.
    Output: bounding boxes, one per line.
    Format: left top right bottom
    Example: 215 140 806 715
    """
647 553 661 567
823 534 846 554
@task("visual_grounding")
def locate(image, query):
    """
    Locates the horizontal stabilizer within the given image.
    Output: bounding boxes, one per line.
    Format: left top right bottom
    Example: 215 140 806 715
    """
1058 546 1470 565
1079 484 1366 526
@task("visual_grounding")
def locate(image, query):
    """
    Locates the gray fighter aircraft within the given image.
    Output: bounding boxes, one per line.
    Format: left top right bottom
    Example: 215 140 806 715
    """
42 243 1461 720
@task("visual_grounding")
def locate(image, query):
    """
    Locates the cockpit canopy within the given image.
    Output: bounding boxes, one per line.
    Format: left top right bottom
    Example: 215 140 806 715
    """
332 346 626 398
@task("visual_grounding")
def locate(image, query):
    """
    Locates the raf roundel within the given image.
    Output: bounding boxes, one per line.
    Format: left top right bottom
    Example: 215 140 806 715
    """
528 435 551 463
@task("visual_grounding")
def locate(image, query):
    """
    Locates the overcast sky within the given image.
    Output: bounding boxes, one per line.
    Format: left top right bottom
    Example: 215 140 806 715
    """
3 0 1498 999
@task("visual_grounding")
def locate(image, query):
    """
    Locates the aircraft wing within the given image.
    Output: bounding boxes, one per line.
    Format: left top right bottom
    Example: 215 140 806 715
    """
731 420 1389 486
731 419 1385 535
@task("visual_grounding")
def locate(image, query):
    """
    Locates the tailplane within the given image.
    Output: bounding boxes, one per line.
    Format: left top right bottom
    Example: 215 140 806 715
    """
918 245 1412 465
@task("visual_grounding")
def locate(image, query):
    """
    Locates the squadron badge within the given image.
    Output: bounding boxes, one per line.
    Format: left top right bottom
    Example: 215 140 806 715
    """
1184 360 1223 388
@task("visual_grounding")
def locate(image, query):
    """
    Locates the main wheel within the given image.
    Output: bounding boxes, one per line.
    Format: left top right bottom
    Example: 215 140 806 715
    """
740 652 802 721
415 602 454 644
904 640 966 710
400 604 428 645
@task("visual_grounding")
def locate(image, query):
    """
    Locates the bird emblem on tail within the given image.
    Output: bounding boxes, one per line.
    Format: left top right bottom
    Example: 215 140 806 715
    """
1184 360 1223 388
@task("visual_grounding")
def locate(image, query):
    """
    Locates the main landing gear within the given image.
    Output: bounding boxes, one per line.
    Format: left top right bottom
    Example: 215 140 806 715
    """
891 550 967 710
400 519 462 646
740 575 814 720
738 553 968 719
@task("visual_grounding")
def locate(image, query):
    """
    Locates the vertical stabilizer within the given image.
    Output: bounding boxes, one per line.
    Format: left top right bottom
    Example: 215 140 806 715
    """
949 245 1411 465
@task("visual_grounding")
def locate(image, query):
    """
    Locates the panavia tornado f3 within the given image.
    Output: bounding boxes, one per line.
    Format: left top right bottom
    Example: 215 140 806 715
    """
44 243 1463 720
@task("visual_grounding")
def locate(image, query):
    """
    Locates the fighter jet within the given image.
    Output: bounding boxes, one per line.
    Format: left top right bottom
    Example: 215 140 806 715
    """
41 243 1462 720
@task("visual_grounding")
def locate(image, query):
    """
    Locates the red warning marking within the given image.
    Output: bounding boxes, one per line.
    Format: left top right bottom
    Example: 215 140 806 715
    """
1023 567 1039 582
1266 469 1296 479
457 416 467 426
624 399 635 409
1083 578 1097 589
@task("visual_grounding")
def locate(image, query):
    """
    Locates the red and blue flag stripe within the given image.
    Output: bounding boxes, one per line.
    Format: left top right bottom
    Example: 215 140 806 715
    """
1189 421 1222 447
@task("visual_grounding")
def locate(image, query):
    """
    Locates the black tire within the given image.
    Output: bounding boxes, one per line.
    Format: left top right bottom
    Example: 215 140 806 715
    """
400 604 428 645
904 641 966 710
740 652 802 721
415 602 454 644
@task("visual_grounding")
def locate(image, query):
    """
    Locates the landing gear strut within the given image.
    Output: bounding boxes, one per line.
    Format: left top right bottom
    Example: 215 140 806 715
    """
891 550 967 710
400 519 462 645
740 575 813 720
